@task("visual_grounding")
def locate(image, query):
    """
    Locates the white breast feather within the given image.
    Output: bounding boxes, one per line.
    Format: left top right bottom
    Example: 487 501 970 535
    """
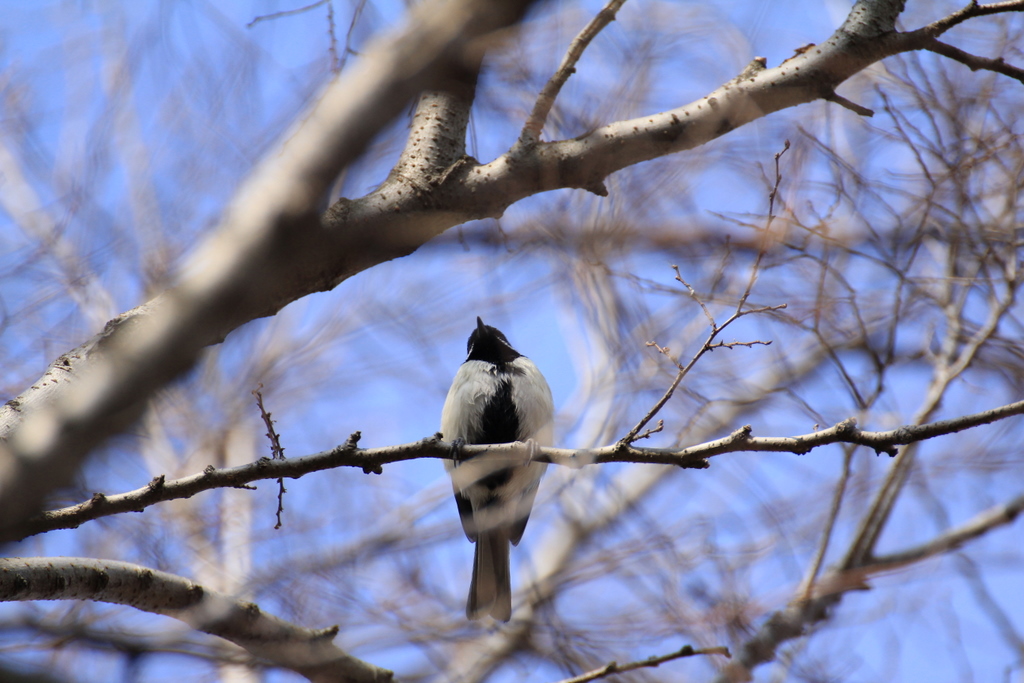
440 360 502 442
510 357 554 446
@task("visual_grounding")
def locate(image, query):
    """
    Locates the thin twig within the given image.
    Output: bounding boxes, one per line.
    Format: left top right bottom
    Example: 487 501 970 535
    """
675 267 716 328
326 1 340 73
824 92 875 116
796 446 853 602
739 139 789 309
899 1 1024 83
247 0 329 28
552 644 731 683
920 0 1024 38
519 0 629 143
253 385 287 529
633 419 664 441
339 0 369 72
619 297 786 445
618 345 688 445
706 339 774 350
840 230 1020 569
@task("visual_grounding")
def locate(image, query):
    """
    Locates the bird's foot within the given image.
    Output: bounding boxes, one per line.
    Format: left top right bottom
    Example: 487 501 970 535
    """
521 438 540 464
449 437 467 463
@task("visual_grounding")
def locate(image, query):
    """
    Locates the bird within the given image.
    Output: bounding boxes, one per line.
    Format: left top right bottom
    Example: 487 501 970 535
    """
441 317 554 621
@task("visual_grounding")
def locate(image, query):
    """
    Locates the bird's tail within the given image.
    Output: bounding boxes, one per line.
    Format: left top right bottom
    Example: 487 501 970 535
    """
467 528 511 622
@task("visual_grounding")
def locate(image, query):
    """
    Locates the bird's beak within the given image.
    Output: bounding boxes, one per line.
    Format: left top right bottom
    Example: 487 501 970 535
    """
476 317 486 334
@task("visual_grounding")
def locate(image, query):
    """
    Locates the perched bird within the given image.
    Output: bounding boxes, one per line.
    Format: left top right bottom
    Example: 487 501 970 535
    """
441 317 554 621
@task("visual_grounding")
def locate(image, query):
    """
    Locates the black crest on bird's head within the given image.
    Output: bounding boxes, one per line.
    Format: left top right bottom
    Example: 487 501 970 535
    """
467 317 521 365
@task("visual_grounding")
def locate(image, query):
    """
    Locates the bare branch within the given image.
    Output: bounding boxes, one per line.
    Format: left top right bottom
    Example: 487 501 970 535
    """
798 493 1024 602
19 398 1024 540
925 40 1024 83
706 339 774 350
715 493 1024 683
632 419 664 442
823 92 875 116
0 557 391 683
617 344 687 446
919 0 1024 39
739 139 788 309
841 243 1020 570
247 0 330 28
899 1 1024 82
253 385 287 529
674 266 717 328
4 0 1024 677
520 0 630 143
552 644 731 683
796 448 854 602
865 493 1024 569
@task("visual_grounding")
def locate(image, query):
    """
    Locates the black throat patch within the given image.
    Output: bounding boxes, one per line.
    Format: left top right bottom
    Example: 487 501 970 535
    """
475 377 519 446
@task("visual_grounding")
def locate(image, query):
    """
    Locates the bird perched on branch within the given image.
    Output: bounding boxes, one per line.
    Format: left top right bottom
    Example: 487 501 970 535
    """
441 317 554 621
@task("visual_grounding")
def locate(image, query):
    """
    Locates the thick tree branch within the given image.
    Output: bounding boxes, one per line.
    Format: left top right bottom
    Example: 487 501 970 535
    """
2 613 246 665
0 557 391 683
16 398 1024 541
390 39 482 181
